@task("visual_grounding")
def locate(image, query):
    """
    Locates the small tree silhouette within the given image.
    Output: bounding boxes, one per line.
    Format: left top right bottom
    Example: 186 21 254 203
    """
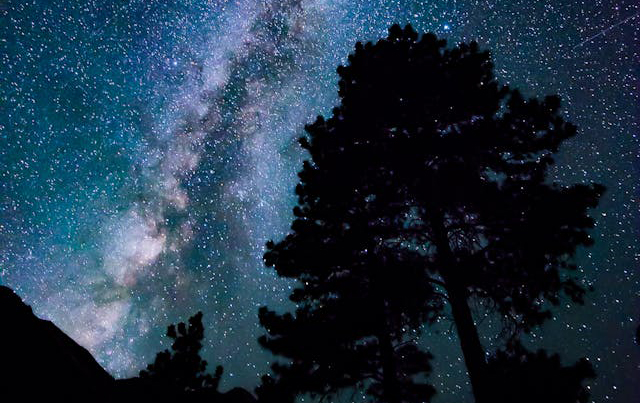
140 311 223 392
486 342 595 403
259 24 602 403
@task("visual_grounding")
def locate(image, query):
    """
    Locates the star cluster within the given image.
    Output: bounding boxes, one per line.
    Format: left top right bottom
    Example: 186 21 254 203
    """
0 1 638 402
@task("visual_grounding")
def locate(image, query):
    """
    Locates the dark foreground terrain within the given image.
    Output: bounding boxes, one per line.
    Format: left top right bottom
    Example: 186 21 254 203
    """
0 285 256 403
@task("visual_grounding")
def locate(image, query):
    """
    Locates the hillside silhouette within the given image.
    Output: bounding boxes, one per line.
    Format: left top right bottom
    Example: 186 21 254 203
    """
0 285 114 401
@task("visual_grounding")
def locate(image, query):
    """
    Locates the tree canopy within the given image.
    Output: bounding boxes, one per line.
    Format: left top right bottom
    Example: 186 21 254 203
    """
140 311 223 393
259 24 602 403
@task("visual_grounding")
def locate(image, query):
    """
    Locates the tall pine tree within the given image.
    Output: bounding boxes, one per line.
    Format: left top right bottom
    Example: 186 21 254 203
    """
260 25 602 403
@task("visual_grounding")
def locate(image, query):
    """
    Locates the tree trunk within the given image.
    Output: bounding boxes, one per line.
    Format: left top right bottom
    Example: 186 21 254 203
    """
431 212 490 403
378 329 401 403
378 336 400 403
443 276 491 403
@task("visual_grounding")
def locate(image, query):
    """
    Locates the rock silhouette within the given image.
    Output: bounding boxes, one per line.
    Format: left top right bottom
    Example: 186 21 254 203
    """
0 285 113 401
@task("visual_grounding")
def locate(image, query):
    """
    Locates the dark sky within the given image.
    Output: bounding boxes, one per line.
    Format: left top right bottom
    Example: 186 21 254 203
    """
0 1 638 402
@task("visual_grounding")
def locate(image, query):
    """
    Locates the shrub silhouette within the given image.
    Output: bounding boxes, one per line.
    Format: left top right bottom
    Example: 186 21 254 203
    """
140 311 223 392
486 342 595 403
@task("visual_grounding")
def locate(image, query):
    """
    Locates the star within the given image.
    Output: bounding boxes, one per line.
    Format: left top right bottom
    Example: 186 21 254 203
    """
0 1 637 402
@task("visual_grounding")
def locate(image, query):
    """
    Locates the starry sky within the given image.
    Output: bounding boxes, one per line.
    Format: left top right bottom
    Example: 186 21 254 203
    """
0 1 638 402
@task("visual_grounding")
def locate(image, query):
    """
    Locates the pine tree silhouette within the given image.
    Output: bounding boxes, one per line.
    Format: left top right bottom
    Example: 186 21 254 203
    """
140 311 223 393
259 24 602 403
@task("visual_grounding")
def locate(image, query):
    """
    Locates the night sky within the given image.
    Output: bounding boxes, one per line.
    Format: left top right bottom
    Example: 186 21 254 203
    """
0 1 638 402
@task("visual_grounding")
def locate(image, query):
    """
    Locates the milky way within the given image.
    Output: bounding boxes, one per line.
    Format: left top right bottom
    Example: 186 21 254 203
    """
1 1 638 402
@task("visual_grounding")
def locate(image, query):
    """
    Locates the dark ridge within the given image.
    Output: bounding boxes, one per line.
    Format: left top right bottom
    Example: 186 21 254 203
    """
0 285 114 401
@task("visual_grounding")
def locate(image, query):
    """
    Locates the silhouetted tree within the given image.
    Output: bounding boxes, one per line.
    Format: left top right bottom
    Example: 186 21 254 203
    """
140 311 223 393
260 24 603 403
257 232 438 403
